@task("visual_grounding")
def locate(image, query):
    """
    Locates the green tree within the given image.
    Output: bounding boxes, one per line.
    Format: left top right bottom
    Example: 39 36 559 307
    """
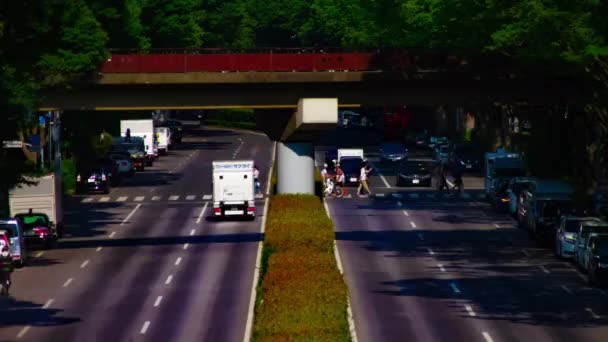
141 0 204 48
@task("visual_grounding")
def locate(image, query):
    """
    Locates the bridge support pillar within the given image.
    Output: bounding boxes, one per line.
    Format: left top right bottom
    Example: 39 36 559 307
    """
277 142 315 194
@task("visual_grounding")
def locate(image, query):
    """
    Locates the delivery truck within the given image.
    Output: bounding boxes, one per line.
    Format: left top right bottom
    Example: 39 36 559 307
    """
120 119 157 165
212 160 256 219
9 174 64 238
154 126 170 155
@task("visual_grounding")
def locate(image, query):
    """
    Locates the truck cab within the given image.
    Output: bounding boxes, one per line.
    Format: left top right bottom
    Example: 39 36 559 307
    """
484 149 526 197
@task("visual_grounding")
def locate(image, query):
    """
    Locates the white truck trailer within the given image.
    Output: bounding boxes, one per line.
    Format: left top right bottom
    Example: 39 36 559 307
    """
9 174 64 237
120 119 157 165
154 126 171 155
337 148 365 162
212 160 255 219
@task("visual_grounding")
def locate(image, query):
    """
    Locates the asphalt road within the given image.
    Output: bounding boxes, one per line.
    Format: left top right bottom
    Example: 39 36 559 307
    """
329 173 608 342
0 124 273 341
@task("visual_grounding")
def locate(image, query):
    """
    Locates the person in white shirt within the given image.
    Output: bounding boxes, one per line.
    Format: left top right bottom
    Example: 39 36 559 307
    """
253 165 261 194
357 161 372 195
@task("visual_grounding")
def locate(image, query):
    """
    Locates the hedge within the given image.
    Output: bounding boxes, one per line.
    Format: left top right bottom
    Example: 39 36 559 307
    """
253 194 350 341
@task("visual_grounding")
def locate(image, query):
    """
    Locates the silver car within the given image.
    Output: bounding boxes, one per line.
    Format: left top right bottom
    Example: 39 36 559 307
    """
555 216 601 259
0 219 27 267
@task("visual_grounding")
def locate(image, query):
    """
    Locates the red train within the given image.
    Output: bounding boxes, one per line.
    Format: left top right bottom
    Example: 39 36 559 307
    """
101 50 460 73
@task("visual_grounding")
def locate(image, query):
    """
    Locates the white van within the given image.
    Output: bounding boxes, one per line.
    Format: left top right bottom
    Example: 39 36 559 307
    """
337 149 364 163
212 160 256 219
154 126 170 155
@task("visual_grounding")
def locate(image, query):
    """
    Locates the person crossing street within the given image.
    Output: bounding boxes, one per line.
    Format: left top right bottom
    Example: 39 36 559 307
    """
357 161 373 196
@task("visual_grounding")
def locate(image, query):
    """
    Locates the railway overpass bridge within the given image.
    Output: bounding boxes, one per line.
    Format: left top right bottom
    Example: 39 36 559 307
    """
39 49 590 194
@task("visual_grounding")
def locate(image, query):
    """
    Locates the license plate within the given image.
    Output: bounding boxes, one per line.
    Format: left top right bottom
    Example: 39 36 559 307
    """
466 165 472 169
225 210 244 215
350 177 357 182
87 178 95 183
412 179 420 184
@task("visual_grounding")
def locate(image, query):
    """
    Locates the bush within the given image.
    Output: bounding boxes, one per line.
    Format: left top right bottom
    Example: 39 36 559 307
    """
253 195 350 342
61 159 76 195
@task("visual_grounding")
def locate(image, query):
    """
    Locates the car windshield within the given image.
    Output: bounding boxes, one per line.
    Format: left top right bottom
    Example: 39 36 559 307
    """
565 220 582 233
382 144 403 154
0 223 17 237
340 158 362 173
20 215 49 228
401 161 432 174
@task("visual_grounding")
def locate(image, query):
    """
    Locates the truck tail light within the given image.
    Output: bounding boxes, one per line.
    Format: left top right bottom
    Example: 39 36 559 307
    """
247 207 255 213
76 174 81 182
101 174 107 181
214 207 221 215
34 227 49 236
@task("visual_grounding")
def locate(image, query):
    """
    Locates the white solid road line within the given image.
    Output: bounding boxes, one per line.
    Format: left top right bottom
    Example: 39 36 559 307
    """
80 260 90 269
190 229 196 236
203 194 212 200
134 196 144 202
561 285 573 294
117 196 128 202
186 195 196 200
482 332 495 342
379 173 391 188
540 265 551 274
465 305 476 317
152 196 161 201
196 202 209 224
121 203 142 226
154 296 163 307
42 298 54 309
175 257 182 266
169 195 179 201
165 275 173 285
96 246 103 252
402 210 409 216
410 221 417 228
427 248 435 255
183 243 189 250
586 308 601 319
35 251 44 258
62 278 74 287
450 282 461 294
418 233 424 241
438 264 446 272
140 321 151 334
109 231 116 238
17 326 31 339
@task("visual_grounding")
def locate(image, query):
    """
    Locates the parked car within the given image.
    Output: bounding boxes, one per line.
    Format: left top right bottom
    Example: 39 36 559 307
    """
586 235 608 286
380 143 407 165
396 158 434 187
76 167 110 194
0 219 26 267
14 212 58 249
453 144 483 172
574 220 608 270
555 216 601 259
110 152 136 176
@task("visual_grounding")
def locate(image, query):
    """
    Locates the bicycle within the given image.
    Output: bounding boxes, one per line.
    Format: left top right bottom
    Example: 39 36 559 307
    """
324 178 344 198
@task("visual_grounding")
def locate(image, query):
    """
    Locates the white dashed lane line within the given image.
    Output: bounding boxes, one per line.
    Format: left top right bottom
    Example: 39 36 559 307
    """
140 321 151 334
42 298 54 309
183 243 189 250
409 221 417 228
482 332 495 342
99 197 110 203
202 195 212 200
437 264 446 272
578 273 587 282
35 251 44 258
561 285 573 294
16 326 31 339
450 282 461 294
539 265 550 274
196 202 209 224
174 257 182 266
427 248 435 256
402 210 409 216
80 260 90 269
152 196 161 201
465 305 476 317
493 223 500 228
165 275 173 285
62 278 74 288
586 308 601 319
96 246 103 252
154 296 163 307
109 232 116 238
121 203 142 226
190 229 196 236
186 195 196 200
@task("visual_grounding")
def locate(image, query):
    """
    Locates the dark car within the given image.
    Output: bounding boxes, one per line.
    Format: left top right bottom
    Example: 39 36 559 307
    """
96 157 120 185
452 144 483 171
396 158 434 187
587 236 608 286
340 157 363 186
76 167 110 194
380 143 407 165
167 120 183 144
13 213 57 249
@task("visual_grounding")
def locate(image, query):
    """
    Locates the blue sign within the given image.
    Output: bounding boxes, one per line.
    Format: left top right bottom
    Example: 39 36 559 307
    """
28 134 41 152
39 115 46 127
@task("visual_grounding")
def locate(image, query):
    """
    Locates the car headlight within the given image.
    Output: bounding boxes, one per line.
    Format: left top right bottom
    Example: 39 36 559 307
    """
598 263 608 268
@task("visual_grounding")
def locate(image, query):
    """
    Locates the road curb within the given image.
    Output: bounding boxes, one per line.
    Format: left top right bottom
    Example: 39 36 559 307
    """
324 198 359 342
243 141 276 342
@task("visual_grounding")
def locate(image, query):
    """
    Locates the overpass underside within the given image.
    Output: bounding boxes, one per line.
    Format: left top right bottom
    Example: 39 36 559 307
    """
39 72 586 111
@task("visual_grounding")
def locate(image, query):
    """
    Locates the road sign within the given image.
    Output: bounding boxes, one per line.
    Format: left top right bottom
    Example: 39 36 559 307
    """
2 140 24 148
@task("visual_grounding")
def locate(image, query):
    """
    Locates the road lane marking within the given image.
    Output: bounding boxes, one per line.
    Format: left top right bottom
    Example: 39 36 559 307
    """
96 246 103 252
375 193 385 197
82 197 93 203
121 203 142 226
186 195 196 200
154 296 163 307
521 249 530 257
175 257 182 266
402 210 409 216
35 251 44 258
438 264 446 272
393 194 403 199
62 278 73 287
586 308 601 319
152 196 161 201
397 200 403 206
165 275 173 285
482 332 494 342
99 197 110 202
16 326 31 339
203 194 212 200
410 221 417 228
561 285 573 294
465 305 476 317
417 233 424 241
450 282 461 294
493 223 500 228
409 193 419 199
540 265 550 274
109 231 116 238
117 196 128 202
578 273 587 281
379 173 391 188
80 260 90 269
42 298 54 309
461 193 471 199
427 248 435 255
140 321 151 334
183 243 189 250
190 229 196 236
196 202 209 224
169 195 179 201
134 196 144 202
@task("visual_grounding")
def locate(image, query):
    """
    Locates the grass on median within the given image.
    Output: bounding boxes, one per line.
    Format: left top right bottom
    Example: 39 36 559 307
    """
253 194 350 341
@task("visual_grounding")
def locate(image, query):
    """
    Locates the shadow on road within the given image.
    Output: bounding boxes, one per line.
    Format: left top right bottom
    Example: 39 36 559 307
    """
0 297 80 328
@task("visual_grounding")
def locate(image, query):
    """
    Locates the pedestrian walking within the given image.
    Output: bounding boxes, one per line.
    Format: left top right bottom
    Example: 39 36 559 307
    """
357 161 372 195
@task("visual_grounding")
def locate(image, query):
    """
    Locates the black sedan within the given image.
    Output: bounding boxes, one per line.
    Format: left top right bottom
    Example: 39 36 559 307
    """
14 213 57 249
396 159 434 187
76 167 110 194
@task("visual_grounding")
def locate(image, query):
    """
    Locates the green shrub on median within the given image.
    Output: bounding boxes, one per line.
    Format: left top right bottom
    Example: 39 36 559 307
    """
253 194 350 341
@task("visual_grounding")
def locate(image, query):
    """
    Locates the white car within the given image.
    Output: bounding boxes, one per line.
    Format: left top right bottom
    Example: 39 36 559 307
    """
0 219 26 267
555 216 600 259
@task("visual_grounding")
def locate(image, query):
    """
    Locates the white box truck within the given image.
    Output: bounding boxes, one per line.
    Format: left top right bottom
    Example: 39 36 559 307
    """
337 148 364 162
212 160 255 219
484 149 526 196
154 126 170 155
9 174 64 237
120 119 157 165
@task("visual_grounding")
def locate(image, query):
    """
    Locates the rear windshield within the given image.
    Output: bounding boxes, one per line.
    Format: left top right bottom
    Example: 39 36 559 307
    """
340 158 362 172
0 223 17 237
20 215 49 228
